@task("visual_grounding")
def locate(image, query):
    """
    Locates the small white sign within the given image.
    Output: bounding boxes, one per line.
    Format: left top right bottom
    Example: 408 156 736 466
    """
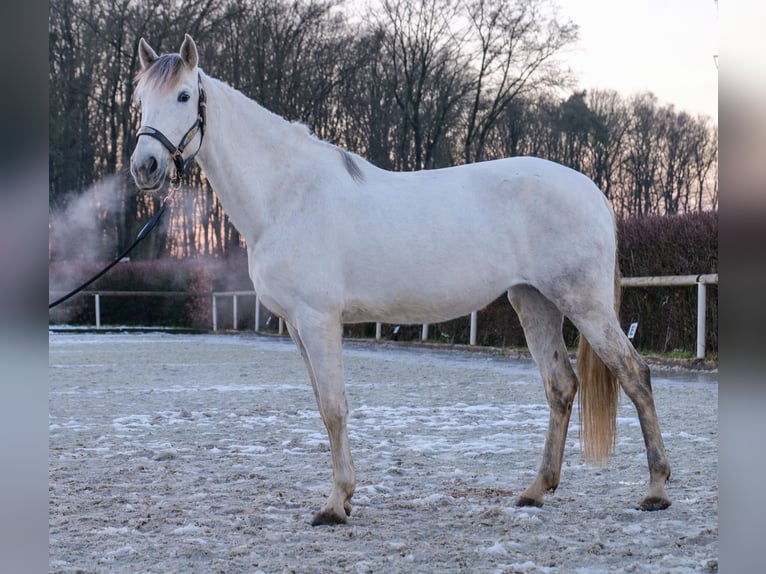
627 322 638 340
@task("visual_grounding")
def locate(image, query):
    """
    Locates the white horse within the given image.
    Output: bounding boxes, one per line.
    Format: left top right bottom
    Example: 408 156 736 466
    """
131 35 671 525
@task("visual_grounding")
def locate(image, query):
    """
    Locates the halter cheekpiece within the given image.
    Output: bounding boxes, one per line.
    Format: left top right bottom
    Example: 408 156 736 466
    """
136 73 207 180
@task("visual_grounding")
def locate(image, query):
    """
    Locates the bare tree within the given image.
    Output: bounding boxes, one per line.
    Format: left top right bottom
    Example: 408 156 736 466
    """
690 118 718 212
332 28 403 168
461 0 577 163
375 0 470 169
619 93 662 216
655 106 694 214
586 89 629 201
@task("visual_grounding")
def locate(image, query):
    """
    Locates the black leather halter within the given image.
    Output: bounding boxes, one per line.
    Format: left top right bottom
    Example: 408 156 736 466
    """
136 73 207 177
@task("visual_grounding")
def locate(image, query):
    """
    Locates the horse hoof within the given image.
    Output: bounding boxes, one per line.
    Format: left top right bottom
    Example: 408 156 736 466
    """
311 509 348 526
637 496 671 511
515 496 543 508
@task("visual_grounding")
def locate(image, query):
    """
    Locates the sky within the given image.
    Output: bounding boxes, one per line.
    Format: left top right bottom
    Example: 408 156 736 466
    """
556 0 719 121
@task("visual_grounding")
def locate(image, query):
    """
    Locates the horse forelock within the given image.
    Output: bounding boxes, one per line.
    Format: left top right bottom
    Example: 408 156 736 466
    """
135 54 187 97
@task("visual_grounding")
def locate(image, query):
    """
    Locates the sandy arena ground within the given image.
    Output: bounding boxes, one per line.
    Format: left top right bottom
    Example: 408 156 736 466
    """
49 332 718 573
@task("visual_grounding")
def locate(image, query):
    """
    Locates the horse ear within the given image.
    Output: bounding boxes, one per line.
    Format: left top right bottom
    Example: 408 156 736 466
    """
138 38 159 70
180 34 198 69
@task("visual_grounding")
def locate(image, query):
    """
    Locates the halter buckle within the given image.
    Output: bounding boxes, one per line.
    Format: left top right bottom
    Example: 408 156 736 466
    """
165 175 181 205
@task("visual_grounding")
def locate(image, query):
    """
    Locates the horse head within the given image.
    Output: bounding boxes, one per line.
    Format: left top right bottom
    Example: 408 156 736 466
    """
130 34 206 193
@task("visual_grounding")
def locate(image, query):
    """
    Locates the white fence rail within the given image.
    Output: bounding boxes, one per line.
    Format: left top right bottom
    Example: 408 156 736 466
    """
620 274 718 358
51 273 718 358
211 291 284 335
212 274 717 358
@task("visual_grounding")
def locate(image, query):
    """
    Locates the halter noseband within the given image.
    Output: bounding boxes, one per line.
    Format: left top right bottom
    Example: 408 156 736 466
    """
136 73 207 179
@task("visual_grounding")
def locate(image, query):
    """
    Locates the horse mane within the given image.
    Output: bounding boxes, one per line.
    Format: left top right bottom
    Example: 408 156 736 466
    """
297 124 366 184
340 149 366 184
135 54 185 95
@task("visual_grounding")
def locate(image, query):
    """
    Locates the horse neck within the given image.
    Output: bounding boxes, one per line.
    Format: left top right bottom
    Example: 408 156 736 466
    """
195 73 313 243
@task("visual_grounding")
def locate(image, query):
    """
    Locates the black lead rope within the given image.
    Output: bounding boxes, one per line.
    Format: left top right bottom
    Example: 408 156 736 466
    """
48 201 169 309
50 73 207 310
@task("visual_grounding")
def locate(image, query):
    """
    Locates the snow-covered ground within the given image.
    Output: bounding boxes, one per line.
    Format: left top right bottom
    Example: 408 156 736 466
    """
49 332 718 573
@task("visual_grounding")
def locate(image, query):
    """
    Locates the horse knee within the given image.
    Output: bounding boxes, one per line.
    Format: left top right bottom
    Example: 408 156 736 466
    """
318 394 349 427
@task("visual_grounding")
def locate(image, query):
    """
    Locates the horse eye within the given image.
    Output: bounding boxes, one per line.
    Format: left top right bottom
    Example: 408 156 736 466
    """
178 92 191 103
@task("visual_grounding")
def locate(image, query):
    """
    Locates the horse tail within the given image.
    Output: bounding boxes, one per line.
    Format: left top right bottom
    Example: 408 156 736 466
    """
576 252 621 464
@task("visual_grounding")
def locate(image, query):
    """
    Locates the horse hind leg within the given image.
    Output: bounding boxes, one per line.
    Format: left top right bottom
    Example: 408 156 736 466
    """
573 311 671 511
508 285 578 508
286 316 355 525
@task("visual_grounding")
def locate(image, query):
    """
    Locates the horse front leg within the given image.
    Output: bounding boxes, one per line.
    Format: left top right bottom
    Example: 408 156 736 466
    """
286 316 355 525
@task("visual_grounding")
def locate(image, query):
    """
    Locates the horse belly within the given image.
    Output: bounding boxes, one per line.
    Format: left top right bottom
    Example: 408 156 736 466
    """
340 247 516 324
341 289 504 325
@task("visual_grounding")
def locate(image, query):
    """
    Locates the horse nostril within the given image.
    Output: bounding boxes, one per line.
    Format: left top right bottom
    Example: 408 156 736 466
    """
147 156 158 175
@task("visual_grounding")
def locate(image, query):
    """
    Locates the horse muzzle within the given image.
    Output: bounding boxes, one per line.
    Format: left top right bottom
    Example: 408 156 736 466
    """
130 152 168 193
